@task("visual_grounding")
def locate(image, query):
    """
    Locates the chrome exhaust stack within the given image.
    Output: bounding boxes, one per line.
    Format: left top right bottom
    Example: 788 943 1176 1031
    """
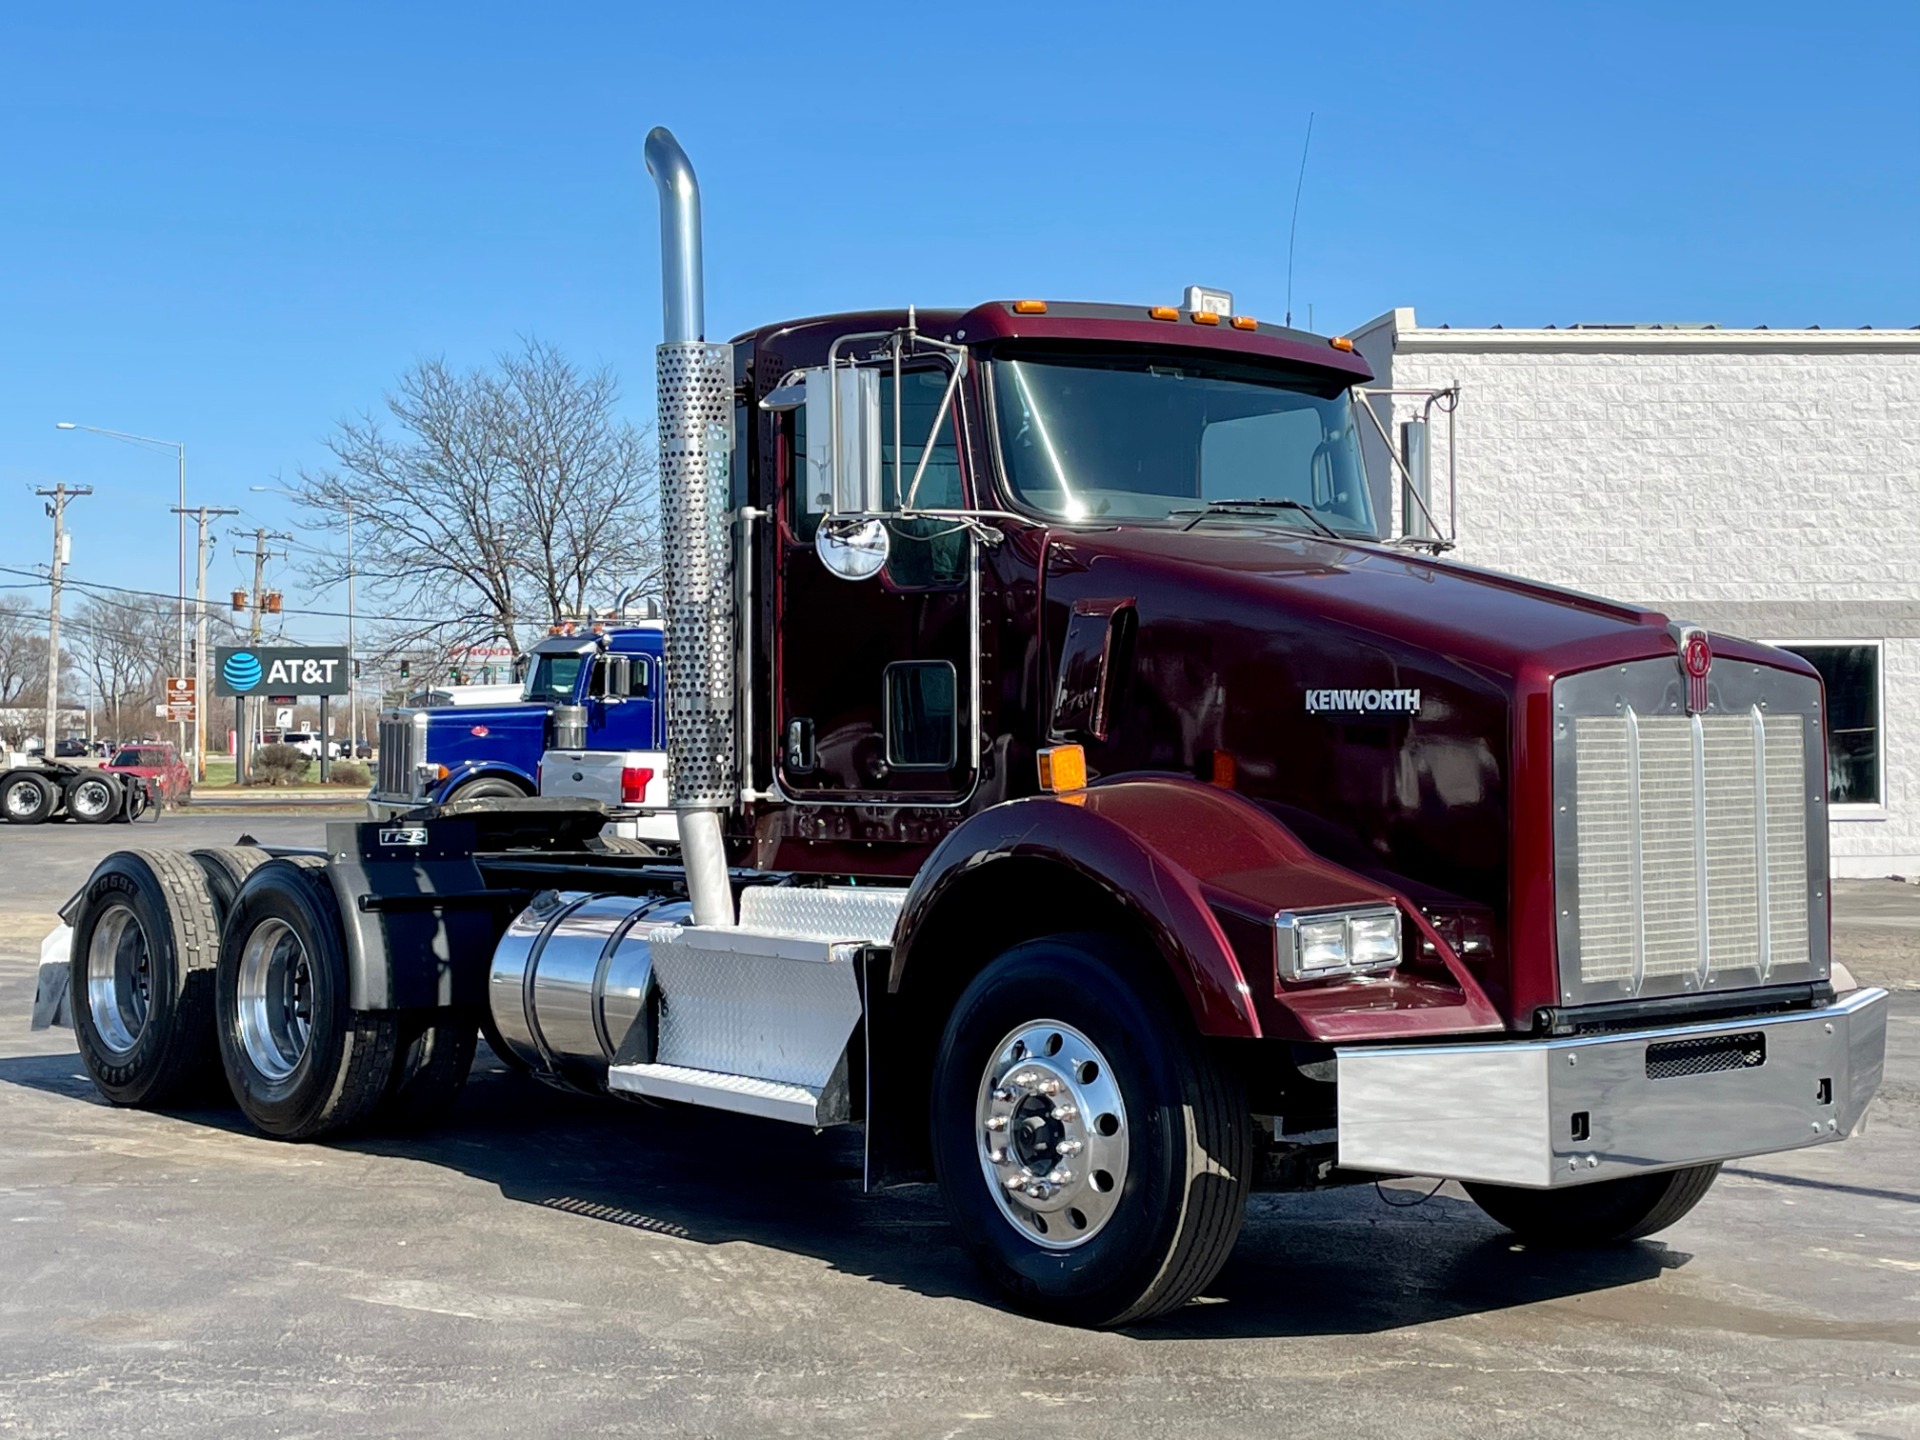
645 126 736 927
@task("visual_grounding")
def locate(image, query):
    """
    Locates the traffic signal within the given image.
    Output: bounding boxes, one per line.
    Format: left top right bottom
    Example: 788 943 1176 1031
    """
399 660 411 678
353 659 362 679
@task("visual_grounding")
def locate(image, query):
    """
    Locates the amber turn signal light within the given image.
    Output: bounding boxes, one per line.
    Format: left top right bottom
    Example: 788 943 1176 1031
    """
1013 299 1048 315
1037 744 1087 792
1191 311 1221 326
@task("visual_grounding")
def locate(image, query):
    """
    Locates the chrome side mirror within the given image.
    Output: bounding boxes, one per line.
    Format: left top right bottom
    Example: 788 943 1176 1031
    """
1399 417 1431 543
805 366 883 518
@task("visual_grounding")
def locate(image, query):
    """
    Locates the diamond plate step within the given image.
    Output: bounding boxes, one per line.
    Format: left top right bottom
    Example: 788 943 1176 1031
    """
607 1063 836 1126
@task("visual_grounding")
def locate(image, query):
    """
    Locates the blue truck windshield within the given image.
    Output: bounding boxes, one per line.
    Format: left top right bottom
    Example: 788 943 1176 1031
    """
522 653 584 704
992 347 1375 536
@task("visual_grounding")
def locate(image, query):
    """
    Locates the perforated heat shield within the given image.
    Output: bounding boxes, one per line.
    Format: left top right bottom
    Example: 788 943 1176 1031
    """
655 340 735 808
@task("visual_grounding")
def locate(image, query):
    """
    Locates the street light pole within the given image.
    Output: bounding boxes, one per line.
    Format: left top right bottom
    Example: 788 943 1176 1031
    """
57 422 189 760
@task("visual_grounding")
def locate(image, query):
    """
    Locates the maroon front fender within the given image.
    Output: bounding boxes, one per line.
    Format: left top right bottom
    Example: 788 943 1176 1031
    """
892 777 1504 1042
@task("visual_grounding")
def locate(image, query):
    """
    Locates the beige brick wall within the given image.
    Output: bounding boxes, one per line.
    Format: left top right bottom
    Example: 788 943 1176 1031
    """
1351 312 1920 877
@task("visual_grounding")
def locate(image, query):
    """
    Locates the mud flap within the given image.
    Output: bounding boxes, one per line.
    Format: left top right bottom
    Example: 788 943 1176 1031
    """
30 923 74 1030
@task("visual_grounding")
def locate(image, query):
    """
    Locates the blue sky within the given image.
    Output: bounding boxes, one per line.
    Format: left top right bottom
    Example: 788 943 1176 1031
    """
3 0 1915 645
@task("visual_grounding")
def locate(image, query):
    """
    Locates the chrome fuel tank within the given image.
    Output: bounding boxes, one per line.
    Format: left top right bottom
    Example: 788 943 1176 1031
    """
487 891 691 1089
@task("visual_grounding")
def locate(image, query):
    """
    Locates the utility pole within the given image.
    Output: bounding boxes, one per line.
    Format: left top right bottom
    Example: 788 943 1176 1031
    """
37 484 92 756
231 526 291 783
174 504 238 782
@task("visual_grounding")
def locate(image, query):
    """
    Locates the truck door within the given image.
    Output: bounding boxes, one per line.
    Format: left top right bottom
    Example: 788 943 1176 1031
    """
775 365 977 802
584 650 659 753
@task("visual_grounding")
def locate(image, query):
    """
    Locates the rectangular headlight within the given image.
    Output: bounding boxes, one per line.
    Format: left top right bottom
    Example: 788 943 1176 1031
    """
1275 905 1403 983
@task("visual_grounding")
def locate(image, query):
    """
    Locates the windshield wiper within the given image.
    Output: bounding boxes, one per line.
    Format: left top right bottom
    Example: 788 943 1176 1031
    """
1171 498 1340 538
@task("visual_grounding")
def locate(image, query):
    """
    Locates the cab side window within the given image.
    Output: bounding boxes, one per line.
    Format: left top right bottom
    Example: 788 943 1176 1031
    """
592 653 648 699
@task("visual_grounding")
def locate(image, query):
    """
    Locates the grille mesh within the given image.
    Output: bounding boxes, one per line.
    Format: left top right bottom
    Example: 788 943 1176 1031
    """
376 715 414 798
1645 1031 1765 1080
1571 709 1810 996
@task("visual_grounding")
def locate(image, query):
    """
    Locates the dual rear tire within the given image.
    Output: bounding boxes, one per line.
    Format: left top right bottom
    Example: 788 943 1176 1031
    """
68 849 477 1139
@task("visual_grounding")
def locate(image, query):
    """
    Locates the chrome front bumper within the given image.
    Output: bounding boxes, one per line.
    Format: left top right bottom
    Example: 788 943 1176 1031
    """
1336 987 1889 1188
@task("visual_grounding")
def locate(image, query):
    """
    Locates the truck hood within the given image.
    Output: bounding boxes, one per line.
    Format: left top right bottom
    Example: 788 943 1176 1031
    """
1043 525 1674 681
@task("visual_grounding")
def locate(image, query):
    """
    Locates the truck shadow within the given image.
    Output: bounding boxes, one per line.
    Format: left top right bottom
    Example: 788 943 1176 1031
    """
0 1047 1687 1338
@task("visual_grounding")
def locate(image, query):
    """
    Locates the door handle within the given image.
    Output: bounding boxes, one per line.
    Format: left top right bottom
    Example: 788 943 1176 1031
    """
786 717 816 774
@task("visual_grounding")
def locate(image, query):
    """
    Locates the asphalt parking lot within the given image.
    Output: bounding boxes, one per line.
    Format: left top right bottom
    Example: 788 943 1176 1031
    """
2 818 1916 1438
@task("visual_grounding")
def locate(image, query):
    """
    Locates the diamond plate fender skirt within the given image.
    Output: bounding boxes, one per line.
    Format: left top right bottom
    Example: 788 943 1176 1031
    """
888 778 1503 1044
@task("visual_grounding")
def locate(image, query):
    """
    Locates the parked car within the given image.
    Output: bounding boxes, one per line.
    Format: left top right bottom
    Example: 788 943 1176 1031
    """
52 738 88 758
101 742 192 806
278 731 342 762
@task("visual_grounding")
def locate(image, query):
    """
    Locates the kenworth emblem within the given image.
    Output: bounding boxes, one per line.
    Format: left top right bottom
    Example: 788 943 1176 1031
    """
1676 624 1712 714
1304 687 1422 718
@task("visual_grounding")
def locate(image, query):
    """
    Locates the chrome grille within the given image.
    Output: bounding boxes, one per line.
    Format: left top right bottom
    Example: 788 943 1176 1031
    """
1554 655 1828 1005
376 713 416 799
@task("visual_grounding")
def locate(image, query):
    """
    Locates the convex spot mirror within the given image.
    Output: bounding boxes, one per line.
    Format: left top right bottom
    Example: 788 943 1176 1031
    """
815 517 890 581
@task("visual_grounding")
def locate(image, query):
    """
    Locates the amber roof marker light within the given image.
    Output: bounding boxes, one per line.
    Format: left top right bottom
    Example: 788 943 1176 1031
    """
1191 311 1221 326
1330 335 1355 352
1231 315 1258 331
1148 306 1179 321
1012 299 1048 315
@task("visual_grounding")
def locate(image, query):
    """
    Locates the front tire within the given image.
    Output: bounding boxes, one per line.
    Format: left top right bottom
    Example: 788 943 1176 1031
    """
445 776 527 804
1466 1163 1722 1245
930 934 1251 1327
215 858 397 1140
68 850 224 1106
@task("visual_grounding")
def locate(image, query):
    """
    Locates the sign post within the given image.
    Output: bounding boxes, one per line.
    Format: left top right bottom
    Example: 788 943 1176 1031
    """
164 676 196 725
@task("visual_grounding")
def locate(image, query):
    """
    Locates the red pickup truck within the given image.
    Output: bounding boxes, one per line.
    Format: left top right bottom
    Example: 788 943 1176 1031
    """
101 742 192 806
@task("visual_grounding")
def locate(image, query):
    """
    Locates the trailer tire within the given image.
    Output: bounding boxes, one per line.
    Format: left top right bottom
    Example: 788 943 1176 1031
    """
215 857 398 1140
1465 1163 1722 1246
190 845 270 927
64 772 121 824
383 1007 479 1129
929 933 1252 1328
3 772 57 825
68 849 224 1106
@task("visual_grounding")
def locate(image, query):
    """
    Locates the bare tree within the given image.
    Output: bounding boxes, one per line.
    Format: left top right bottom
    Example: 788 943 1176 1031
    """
70 591 176 742
293 338 659 663
0 594 78 746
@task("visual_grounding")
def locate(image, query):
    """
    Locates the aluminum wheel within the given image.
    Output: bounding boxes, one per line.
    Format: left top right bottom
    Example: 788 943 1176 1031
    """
235 918 314 1081
85 904 153 1055
68 776 116 820
975 1020 1130 1250
5 777 47 820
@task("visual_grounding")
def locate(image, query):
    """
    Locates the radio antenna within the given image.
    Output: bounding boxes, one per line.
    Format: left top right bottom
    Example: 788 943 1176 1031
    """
1284 112 1314 329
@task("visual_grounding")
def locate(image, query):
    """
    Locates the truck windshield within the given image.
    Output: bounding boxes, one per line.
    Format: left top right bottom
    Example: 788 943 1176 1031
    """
991 347 1375 536
522 653 585 704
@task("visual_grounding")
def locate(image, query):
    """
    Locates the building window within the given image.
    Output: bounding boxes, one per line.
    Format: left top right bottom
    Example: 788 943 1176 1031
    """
1779 643 1882 808
884 661 957 770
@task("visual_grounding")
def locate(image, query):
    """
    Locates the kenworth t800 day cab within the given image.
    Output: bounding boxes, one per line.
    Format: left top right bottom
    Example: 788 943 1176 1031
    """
35 129 1887 1327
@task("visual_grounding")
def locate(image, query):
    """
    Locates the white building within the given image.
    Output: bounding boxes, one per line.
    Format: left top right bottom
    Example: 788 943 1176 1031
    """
1350 310 1919 879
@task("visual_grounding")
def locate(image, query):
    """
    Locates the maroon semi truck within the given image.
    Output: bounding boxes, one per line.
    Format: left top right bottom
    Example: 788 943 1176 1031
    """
37 128 1887 1327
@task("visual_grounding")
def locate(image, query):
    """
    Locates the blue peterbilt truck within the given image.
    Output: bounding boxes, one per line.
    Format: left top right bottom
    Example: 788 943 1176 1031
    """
368 623 673 844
